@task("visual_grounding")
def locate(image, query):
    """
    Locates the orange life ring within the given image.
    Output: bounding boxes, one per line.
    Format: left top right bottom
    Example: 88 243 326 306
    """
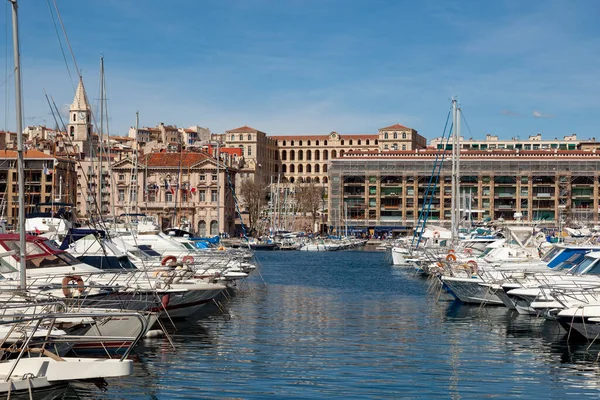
182 256 194 265
161 255 177 266
448 249 455 254
62 275 84 298
446 253 457 261
467 260 478 274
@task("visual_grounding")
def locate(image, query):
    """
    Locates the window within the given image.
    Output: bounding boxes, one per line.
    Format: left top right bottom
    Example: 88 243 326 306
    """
298 164 304 173
384 145 389 149
291 140 295 146
118 174 125 181
290 164 295 173
349 140 353 145
212 174 217 181
331 150 337 158
200 190 206 201
290 150 295 161
298 150 303 160
199 174 206 181
402 132 406 139
324 140 328 145
129 191 137 202
307 164 312 173
283 140 286 146
315 164 320 173
384 132 388 139
240 145 244 156
118 189 125 202
282 150 287 160
70 126 74 136
282 164 287 173
323 150 328 160
323 164 328 173
247 134 252 140
210 220 218 235
315 150 320 160
402 144 406 150
341 140 345 145
308 140 311 146
393 132 397 139
299 140 303 146
392 144 398 150
181 191 188 202
248 146 252 156
358 139 361 145
166 191 173 202
72 113 76 122
231 135 235 141
211 189 218 202
198 221 206 236
366 139 370 145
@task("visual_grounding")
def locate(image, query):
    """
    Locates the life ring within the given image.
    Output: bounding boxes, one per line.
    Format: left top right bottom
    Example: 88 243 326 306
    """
446 253 457 261
467 260 478 274
464 248 473 256
448 249 455 254
161 255 177 266
182 256 194 265
62 275 84 298
218 246 225 251
433 231 440 238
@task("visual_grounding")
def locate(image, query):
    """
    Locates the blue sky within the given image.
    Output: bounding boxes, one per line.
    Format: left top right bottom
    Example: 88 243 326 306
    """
0 0 599 141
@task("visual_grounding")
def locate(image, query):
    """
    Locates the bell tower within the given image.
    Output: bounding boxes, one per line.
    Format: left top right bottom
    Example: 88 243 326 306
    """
68 77 92 142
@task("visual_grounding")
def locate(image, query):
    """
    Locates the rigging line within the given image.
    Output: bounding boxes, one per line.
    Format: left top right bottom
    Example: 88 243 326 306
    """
460 110 473 139
4 0 8 132
51 0 81 78
46 0 75 91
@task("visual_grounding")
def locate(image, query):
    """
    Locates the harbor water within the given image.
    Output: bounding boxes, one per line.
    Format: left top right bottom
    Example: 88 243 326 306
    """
68 249 600 399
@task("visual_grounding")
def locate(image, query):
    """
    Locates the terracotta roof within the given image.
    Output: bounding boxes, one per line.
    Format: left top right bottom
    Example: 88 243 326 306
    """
271 135 330 141
227 125 260 134
0 149 54 159
141 152 209 167
379 123 412 131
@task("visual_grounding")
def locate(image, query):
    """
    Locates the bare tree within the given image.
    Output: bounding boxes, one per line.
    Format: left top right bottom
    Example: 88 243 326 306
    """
296 181 325 232
239 177 269 234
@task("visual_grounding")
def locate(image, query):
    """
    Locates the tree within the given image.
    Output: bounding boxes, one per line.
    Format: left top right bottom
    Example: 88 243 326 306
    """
296 181 325 232
238 177 269 234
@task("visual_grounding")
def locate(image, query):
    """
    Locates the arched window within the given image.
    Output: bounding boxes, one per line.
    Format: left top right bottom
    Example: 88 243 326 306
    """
315 150 320 160
402 144 406 150
69 126 74 136
298 164 304 173
366 139 370 145
299 140 303 146
323 164 328 173
88 126 91 136
283 140 287 146
247 134 252 140
392 143 398 150
324 140 328 146
290 164 295 173
307 164 312 173
198 221 206 236
315 164 320 173
282 150 287 160
231 135 235 141
341 140 345 145
340 150 345 157
358 139 361 145
393 132 398 139
316 140 320 146
210 220 218 235
315 177 320 183
298 177 304 183
323 176 328 183
323 150 328 160
308 140 311 146
290 150 295 160
349 140 353 145
282 164 287 173
384 132 388 139
375 139 378 145
72 113 76 122
402 132 407 139
307 150 312 160
275 164 279 173
298 150 303 160
384 145 389 150
332 150 337 158
305 177 311 183
290 177 295 184
291 140 295 146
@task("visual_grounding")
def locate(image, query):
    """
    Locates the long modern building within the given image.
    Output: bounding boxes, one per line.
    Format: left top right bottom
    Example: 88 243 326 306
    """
328 148 600 231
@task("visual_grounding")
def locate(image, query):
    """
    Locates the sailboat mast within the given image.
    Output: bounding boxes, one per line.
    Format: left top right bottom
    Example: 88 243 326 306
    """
455 105 461 241
450 99 457 245
99 56 105 217
10 0 26 289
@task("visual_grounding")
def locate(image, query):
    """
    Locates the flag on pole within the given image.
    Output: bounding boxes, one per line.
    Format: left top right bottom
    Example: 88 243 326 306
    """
43 163 51 175
191 187 197 195
164 179 170 191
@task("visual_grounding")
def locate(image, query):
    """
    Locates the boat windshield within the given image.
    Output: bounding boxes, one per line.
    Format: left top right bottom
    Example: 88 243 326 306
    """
136 245 161 257
542 247 561 263
569 256 599 275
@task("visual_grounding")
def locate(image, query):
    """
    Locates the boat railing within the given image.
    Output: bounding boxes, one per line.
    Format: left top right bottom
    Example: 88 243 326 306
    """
0 310 147 382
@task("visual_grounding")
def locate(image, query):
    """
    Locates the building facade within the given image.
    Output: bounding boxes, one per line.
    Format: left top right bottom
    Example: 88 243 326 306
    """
110 151 237 235
0 149 77 228
328 149 600 230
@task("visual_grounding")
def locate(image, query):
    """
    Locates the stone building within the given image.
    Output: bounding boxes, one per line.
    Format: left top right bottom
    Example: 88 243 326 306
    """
0 149 77 228
110 151 237 234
